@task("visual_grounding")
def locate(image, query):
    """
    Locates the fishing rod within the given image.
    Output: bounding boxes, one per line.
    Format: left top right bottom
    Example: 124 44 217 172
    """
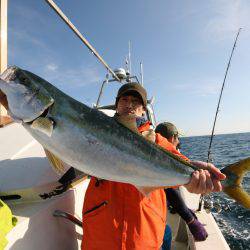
207 28 242 163
198 28 242 212
45 0 120 82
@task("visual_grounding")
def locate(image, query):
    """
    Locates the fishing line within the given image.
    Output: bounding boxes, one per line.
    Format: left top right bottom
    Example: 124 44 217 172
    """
199 28 242 212
207 28 242 163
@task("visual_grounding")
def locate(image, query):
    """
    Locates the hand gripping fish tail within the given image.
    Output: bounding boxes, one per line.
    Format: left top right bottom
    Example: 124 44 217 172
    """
221 157 250 209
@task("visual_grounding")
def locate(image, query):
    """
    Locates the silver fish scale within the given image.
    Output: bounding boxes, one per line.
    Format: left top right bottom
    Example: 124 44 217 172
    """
3 66 195 187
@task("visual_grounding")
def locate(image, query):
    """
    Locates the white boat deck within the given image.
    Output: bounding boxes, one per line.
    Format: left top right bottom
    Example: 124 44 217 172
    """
168 187 230 250
6 180 89 250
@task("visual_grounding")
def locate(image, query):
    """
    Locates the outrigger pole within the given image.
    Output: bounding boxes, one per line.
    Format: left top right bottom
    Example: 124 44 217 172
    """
45 0 120 82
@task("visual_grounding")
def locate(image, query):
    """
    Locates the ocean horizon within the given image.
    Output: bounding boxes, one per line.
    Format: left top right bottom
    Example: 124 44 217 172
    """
180 132 250 250
181 131 250 138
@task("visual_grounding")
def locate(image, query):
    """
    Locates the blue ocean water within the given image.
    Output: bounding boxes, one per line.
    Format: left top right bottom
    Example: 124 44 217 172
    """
180 132 250 250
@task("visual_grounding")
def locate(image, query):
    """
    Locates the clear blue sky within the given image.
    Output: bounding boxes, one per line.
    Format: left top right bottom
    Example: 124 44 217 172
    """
7 0 250 136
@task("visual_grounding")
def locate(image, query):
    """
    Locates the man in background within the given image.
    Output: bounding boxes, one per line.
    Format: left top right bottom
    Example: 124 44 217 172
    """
156 122 208 246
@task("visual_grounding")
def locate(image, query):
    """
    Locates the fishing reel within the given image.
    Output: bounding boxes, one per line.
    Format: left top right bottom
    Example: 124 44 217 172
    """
201 195 222 213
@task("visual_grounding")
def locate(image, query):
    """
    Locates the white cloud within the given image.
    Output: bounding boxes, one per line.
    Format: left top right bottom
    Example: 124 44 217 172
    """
62 65 102 87
43 63 102 88
204 0 250 41
10 28 48 50
174 79 221 96
45 63 58 72
11 3 48 26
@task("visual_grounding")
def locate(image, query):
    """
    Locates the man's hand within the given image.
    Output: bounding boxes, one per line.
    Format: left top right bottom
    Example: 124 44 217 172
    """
184 161 226 194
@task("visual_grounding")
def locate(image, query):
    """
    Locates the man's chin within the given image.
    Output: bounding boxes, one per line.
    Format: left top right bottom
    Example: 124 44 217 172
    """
123 112 136 117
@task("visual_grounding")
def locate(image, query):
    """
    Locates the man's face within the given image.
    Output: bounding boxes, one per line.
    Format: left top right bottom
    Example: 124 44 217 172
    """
116 94 145 117
172 135 180 148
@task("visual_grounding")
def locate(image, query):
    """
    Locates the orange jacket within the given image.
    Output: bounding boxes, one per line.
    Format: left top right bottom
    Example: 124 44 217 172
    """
82 121 188 250
138 122 189 162
82 179 166 250
155 133 189 162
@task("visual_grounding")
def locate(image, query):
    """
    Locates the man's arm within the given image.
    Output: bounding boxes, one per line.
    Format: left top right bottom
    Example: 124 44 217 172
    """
137 162 226 196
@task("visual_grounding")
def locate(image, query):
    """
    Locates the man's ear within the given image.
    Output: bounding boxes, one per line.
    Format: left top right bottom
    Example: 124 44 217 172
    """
168 136 174 144
142 108 147 117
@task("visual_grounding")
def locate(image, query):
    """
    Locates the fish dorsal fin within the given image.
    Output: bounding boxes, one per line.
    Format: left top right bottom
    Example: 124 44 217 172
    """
221 157 250 209
115 114 139 133
44 148 66 175
31 117 54 137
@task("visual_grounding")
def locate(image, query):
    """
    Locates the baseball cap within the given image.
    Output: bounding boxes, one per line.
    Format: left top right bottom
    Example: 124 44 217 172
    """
155 122 180 139
115 82 147 107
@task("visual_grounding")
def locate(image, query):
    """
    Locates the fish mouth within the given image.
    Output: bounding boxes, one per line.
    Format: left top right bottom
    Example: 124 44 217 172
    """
0 87 54 123
24 104 52 125
0 67 55 123
22 99 54 123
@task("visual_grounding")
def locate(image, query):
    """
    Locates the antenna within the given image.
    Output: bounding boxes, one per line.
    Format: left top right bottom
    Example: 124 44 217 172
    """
128 41 132 75
125 55 129 73
140 62 144 86
45 0 120 82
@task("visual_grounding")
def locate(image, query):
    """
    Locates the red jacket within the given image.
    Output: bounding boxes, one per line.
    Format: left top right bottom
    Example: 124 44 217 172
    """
82 121 188 250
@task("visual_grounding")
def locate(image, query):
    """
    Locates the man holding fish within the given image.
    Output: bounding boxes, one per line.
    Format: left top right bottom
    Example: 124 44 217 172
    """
81 82 225 250
1 67 248 250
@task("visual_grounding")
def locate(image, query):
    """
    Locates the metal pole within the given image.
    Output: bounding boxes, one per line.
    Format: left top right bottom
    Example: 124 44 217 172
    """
0 0 8 124
53 210 82 228
45 0 120 82
128 41 132 75
140 62 143 86
0 0 7 74
96 72 109 108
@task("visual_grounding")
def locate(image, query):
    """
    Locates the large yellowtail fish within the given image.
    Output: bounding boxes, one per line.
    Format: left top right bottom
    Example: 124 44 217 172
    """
0 66 249 208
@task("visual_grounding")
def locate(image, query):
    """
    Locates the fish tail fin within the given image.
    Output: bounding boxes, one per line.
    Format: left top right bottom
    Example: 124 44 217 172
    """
221 157 250 209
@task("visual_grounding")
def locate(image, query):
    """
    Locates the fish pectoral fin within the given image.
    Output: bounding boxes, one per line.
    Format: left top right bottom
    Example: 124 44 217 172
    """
31 117 54 137
136 186 152 197
221 157 250 209
44 148 66 175
136 186 163 197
